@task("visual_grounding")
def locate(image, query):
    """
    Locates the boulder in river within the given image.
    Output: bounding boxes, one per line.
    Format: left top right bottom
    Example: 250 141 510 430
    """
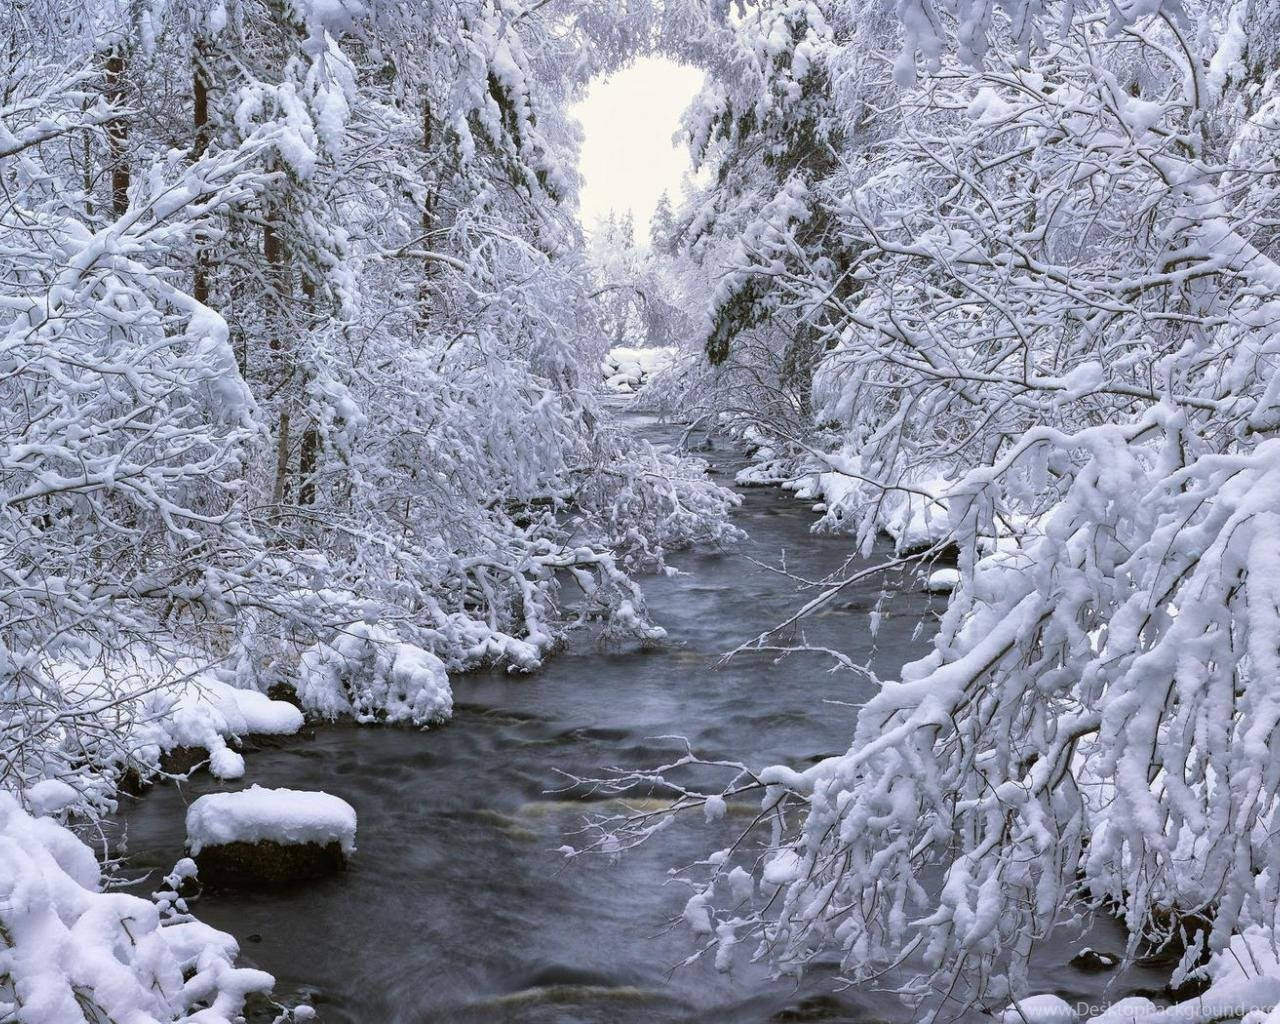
186 785 357 887
1070 947 1121 972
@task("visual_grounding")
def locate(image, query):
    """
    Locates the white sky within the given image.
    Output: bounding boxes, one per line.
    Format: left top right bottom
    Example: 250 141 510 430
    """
572 57 705 238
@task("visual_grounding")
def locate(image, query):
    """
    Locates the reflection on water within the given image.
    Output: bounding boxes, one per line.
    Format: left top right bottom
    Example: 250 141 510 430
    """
116 415 1167 1023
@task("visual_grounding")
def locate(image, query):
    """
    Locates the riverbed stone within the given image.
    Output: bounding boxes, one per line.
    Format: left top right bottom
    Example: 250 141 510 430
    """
193 837 347 887
1070 947 1121 972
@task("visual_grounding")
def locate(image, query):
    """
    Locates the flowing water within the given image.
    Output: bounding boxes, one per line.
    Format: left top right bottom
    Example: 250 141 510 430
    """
117 415 1167 1023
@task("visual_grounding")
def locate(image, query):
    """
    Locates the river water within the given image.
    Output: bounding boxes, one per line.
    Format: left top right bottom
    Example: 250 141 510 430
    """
117 415 1166 1023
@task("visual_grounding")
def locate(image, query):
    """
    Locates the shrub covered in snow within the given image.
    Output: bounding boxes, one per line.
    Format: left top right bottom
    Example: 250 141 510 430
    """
296 624 452 726
0 792 273 1023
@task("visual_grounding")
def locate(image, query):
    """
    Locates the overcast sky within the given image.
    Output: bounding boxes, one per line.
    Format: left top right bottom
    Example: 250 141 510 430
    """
572 57 705 238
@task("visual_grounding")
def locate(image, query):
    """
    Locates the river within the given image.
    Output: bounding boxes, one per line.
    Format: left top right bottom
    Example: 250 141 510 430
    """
116 414 1166 1023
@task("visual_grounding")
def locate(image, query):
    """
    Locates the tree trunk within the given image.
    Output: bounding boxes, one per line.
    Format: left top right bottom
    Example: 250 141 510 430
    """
264 215 294 504
299 425 319 505
104 44 130 217
417 95 436 322
273 409 292 504
192 36 212 304
298 273 318 506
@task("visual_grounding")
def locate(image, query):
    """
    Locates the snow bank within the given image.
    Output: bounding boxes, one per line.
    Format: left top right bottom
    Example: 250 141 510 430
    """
186 785 357 855
1085 997 1157 1023
733 436 956 553
806 463 952 552
42 657 304 792
1111 926 1280 1024
1001 993 1076 1023
296 623 453 725
601 346 676 394
0 792 272 1023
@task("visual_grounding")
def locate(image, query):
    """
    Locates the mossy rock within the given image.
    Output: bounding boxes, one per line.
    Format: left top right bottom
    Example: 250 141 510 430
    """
266 682 303 710
160 745 209 775
195 839 347 887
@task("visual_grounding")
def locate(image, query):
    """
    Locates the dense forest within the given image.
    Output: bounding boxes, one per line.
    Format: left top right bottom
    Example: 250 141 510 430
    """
4 0 1280 1021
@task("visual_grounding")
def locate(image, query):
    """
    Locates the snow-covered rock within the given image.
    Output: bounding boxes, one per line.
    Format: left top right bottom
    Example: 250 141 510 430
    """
0 792 273 1023
1001 993 1076 1024
1069 947 1120 972
768 453 956 552
924 568 961 593
735 458 794 487
186 785 358 856
146 675 305 780
47 657 305 793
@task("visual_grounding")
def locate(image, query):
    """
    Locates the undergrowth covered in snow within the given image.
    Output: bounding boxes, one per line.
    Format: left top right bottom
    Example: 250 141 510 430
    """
0 792 274 1024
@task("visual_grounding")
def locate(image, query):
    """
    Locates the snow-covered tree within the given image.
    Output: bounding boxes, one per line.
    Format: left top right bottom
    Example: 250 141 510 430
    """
606 0 1280 1016
0 0 740 808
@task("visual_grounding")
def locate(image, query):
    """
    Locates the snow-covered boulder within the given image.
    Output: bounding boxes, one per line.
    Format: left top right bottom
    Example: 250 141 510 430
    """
0 792 273 1022
788 456 955 552
29 658 306 809
186 785 357 886
148 676 305 781
1069 947 1121 972
924 568 961 593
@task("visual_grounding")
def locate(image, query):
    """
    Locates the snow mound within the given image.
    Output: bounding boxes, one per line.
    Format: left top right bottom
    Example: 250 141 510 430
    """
781 454 955 552
1148 925 1280 1024
736 457 794 487
1085 997 1157 1023
297 623 453 725
0 792 272 1023
47 657 304 789
186 785 357 855
21 778 81 817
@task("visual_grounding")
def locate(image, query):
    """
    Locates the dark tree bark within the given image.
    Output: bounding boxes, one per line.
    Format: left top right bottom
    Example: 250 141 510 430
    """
299 425 319 505
417 95 437 322
298 273 319 506
192 35 212 304
104 45 130 217
265 216 294 503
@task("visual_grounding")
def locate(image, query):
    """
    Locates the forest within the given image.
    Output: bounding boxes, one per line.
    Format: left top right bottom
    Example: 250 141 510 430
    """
2 0 1279 1021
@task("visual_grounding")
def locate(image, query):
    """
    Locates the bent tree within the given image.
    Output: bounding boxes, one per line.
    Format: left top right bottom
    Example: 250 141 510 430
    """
585 0 1280 1015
